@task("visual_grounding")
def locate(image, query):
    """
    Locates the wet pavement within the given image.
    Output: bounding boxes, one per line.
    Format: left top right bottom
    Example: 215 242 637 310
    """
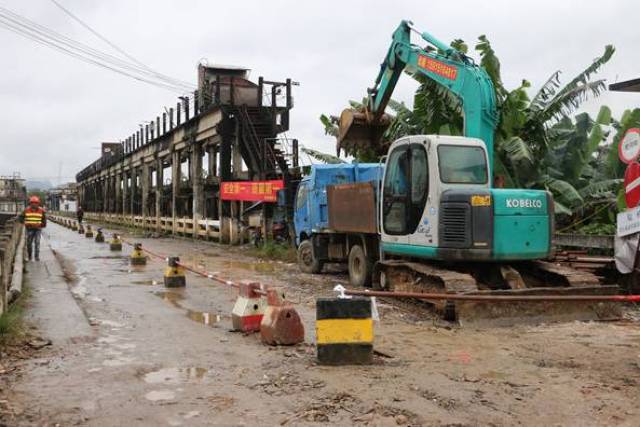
3 221 640 426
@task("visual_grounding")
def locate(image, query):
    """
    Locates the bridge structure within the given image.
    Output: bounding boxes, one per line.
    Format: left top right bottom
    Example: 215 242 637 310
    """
75 65 300 243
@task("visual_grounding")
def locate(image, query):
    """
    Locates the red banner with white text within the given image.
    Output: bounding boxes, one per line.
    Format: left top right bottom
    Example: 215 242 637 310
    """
220 180 284 202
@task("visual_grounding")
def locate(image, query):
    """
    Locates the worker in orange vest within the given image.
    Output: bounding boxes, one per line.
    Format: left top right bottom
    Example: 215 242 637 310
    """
19 195 47 261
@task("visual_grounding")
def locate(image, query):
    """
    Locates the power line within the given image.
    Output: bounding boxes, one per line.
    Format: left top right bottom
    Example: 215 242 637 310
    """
48 0 194 90
0 5 194 92
0 6 193 91
0 15 185 92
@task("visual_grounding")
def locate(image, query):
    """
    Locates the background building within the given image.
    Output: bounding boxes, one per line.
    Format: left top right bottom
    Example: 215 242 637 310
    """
0 173 26 214
47 182 78 212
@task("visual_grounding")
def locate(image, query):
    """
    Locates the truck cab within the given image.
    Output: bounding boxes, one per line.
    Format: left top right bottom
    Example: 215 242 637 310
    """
294 164 383 246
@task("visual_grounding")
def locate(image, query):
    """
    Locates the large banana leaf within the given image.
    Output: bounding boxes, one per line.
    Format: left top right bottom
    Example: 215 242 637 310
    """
595 105 612 125
578 178 623 199
319 114 338 137
529 71 561 111
538 80 608 123
501 136 535 175
541 176 584 211
301 147 346 164
553 200 572 216
475 35 505 96
534 45 614 123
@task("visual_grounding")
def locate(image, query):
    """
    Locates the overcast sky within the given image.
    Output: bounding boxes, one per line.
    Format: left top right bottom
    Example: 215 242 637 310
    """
0 0 638 186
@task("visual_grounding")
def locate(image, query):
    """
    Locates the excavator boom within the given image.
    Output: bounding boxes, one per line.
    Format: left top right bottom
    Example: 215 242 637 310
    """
338 20 498 175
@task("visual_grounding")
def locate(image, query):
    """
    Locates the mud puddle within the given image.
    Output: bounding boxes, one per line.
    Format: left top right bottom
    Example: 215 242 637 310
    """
142 367 210 384
89 255 128 260
154 291 228 327
186 257 278 273
131 279 159 286
145 390 176 402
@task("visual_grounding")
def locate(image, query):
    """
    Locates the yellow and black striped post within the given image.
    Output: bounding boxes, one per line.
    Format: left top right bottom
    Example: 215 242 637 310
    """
163 257 186 288
316 297 373 365
109 234 123 251
84 224 94 238
130 243 147 266
95 228 105 243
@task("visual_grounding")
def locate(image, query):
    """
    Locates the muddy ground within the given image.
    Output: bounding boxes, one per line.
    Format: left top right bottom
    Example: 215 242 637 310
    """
1 221 639 426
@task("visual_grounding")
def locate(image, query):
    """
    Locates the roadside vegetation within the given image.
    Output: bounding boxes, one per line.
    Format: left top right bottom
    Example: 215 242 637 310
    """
250 240 297 263
0 285 30 347
319 36 640 235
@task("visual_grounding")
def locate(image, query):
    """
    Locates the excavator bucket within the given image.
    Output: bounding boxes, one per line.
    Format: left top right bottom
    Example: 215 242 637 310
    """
336 109 391 156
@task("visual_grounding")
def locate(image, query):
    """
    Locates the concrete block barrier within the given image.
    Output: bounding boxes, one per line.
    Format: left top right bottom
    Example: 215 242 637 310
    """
316 297 373 365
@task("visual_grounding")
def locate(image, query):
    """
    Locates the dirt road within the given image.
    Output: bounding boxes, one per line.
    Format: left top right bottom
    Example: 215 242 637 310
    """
2 222 639 426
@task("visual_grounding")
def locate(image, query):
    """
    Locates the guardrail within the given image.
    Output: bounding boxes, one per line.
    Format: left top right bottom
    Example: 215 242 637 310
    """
0 215 25 314
50 211 221 240
553 233 614 250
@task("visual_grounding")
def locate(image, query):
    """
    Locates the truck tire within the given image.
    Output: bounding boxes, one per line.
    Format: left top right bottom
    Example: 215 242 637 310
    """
298 240 323 274
348 245 372 288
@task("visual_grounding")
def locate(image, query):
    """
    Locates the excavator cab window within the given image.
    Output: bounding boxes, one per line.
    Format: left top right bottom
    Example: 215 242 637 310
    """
383 144 429 235
437 145 487 184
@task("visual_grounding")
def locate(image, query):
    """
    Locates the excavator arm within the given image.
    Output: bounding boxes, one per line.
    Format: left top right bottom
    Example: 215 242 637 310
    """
338 20 498 174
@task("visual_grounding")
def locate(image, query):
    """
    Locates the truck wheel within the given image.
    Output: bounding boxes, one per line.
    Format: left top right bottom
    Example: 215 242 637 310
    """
348 245 372 288
298 240 323 274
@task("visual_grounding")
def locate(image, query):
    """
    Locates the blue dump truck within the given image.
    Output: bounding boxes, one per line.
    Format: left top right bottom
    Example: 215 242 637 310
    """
294 163 383 286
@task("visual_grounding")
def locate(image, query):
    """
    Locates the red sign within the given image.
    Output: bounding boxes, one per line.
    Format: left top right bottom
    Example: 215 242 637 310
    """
221 180 284 202
619 128 640 164
624 162 640 208
417 55 458 80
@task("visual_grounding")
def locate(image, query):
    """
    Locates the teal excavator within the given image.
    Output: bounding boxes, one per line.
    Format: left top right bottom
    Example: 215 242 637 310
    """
318 20 617 323
338 20 552 265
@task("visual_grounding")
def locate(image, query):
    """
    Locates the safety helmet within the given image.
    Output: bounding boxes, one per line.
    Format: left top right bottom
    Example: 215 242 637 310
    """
29 195 40 204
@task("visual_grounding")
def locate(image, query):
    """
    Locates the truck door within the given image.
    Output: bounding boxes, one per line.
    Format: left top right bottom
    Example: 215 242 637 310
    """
293 181 310 245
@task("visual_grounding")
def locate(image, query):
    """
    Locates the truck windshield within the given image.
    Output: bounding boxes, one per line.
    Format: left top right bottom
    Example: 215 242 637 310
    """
437 145 487 184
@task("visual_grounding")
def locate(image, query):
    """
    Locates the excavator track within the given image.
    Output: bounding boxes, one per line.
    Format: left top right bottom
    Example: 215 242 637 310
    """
374 259 622 326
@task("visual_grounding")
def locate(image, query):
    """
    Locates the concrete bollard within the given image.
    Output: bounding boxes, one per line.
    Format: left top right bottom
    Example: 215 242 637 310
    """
260 288 304 346
163 257 186 288
85 225 94 238
72 222 78 231
78 224 85 234
130 243 147 266
95 229 105 243
231 281 266 333
109 234 123 251
315 297 373 365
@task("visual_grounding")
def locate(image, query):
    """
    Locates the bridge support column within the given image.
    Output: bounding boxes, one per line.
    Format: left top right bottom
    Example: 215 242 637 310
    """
171 150 180 235
191 143 204 239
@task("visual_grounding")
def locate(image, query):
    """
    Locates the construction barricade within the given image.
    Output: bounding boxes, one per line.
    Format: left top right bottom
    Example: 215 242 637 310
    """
231 281 266 332
260 287 305 345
